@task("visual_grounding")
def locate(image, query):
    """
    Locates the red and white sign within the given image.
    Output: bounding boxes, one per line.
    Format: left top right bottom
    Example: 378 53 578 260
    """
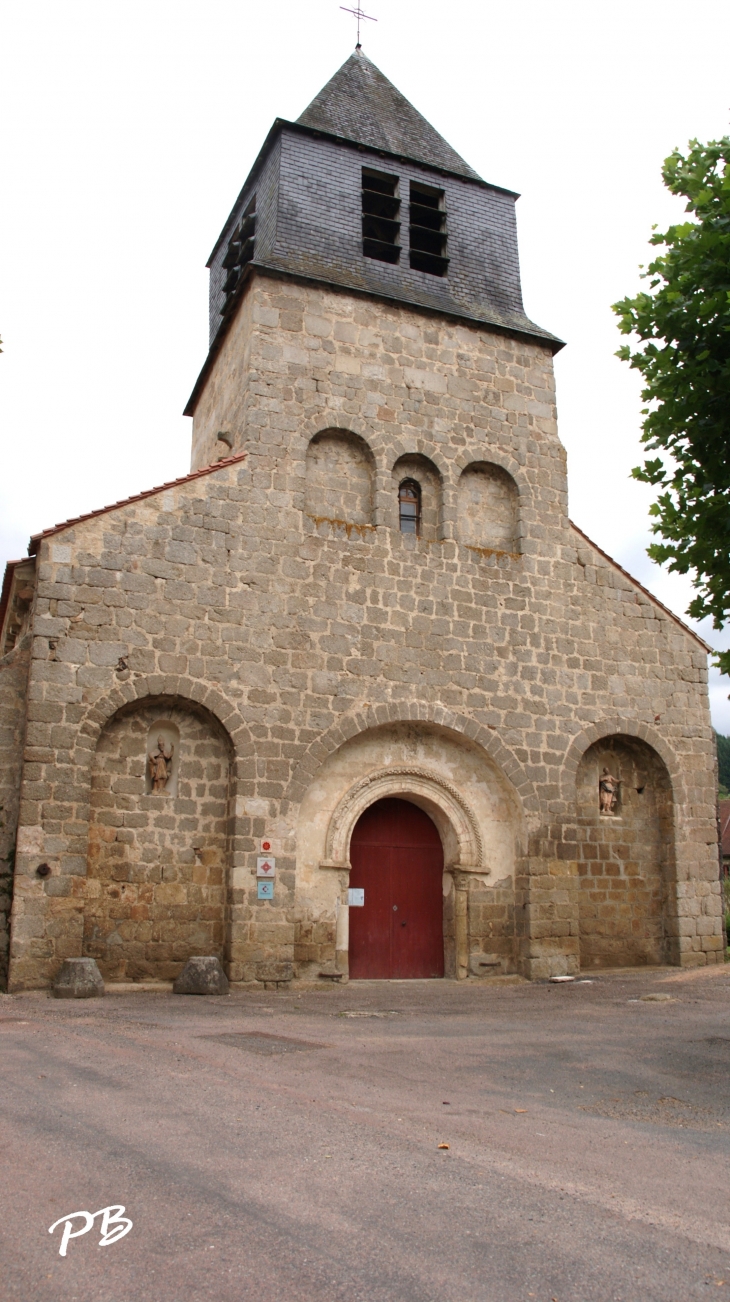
256 856 276 878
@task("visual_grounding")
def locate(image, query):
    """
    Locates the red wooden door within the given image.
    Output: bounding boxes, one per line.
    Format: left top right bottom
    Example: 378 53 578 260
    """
349 798 444 979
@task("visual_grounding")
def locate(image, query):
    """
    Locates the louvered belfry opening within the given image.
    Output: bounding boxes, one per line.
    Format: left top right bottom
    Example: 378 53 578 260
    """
221 195 256 310
409 181 448 276
362 168 401 264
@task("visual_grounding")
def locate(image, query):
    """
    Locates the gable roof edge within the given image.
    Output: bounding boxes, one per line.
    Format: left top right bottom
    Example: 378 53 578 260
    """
570 521 711 652
27 454 248 555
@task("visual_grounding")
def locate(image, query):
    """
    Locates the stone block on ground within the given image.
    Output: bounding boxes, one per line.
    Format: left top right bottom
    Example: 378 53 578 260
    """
255 961 294 985
173 956 229 996
52 957 105 999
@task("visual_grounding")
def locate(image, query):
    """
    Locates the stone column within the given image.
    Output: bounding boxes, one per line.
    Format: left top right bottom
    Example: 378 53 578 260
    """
516 855 580 980
335 886 350 977
452 871 470 980
320 861 350 977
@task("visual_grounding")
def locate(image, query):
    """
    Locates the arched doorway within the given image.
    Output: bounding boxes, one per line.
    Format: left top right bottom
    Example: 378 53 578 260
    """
349 798 444 979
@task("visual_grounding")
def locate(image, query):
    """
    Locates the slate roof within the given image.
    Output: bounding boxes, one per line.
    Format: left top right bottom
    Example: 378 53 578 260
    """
297 50 482 183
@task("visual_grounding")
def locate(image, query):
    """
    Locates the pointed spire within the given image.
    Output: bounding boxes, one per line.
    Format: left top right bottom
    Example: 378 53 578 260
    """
297 50 482 182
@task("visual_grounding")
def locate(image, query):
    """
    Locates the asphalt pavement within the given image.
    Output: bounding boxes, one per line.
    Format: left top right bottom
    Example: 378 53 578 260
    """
2 965 730 1302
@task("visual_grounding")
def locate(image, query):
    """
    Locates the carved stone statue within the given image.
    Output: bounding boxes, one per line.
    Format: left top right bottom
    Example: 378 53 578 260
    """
148 735 174 793
599 767 621 815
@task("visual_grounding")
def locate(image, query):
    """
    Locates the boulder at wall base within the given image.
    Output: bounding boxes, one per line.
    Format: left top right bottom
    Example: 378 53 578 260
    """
53 958 105 999
173 956 229 996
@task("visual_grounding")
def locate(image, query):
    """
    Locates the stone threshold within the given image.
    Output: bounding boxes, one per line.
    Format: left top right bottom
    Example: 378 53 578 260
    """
104 982 174 994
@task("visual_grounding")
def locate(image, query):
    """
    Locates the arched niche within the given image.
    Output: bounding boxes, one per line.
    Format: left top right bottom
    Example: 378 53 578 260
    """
84 699 233 983
391 453 443 541
575 735 674 969
305 429 375 527
457 461 519 552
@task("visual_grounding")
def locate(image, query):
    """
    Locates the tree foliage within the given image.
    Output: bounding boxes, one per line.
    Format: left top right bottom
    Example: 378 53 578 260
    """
613 137 730 671
716 732 730 792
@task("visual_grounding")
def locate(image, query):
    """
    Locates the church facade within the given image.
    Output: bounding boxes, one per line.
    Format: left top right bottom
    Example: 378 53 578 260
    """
0 52 723 992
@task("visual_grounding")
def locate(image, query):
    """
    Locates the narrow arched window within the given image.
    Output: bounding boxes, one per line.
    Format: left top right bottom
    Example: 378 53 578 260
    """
398 479 421 534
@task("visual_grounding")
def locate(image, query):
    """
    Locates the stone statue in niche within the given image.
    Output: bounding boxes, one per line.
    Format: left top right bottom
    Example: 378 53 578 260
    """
599 767 621 815
148 735 174 793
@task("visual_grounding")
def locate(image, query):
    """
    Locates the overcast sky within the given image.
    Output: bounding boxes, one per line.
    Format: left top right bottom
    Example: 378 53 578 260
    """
2 0 730 727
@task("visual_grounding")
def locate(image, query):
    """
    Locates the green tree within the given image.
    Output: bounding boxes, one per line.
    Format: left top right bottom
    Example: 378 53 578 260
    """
613 137 730 672
716 732 730 793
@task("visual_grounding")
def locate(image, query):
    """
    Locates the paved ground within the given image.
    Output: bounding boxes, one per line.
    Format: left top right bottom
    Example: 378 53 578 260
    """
2 965 730 1302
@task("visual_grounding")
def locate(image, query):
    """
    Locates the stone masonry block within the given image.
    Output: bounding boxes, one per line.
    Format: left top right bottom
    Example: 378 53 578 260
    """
53 957 105 998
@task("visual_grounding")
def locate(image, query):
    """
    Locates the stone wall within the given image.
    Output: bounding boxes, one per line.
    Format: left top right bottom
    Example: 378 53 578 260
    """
0 633 31 989
6 272 722 989
84 701 232 982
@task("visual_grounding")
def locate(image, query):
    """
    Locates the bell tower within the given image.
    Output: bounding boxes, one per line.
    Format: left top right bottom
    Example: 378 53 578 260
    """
185 49 562 472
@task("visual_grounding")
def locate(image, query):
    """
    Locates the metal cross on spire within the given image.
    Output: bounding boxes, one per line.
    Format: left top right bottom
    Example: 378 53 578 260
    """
340 3 376 49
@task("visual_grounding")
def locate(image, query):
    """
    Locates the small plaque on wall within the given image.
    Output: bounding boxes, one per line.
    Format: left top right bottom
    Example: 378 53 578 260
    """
257 856 276 878
257 880 274 900
348 888 365 907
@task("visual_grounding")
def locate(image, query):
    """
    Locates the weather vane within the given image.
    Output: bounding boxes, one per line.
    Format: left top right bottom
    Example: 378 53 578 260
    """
340 3 376 48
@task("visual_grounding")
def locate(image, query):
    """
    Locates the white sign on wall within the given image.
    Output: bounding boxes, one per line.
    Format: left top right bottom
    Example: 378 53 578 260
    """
348 888 365 907
256 856 276 878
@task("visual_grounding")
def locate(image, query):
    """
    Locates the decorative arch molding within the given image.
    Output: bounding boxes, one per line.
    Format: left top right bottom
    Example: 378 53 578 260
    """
284 701 540 821
291 417 532 503
388 438 449 482
295 417 379 466
293 423 534 544
451 447 533 509
75 676 252 777
560 718 682 805
323 765 483 870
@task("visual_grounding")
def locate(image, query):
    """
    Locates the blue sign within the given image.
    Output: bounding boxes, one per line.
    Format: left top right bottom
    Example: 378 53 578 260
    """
257 879 274 900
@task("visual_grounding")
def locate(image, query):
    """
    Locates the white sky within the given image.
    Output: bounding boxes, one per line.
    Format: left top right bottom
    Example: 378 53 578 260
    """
2 0 730 728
